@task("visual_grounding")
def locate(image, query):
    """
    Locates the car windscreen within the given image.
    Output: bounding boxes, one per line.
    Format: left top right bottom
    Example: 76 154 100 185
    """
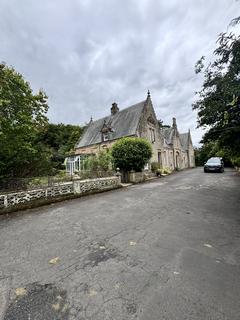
206 159 221 164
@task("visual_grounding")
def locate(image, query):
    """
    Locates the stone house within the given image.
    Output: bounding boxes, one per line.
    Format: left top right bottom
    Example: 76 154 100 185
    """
66 91 195 174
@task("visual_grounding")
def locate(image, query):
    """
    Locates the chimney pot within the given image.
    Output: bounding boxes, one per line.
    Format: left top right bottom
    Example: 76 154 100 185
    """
172 117 177 128
111 102 119 115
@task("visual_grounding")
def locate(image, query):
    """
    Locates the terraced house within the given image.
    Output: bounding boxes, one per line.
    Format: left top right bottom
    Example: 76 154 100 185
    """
66 91 195 174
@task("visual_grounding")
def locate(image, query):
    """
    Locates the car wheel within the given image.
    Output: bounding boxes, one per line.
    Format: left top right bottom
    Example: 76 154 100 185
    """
204 168 207 173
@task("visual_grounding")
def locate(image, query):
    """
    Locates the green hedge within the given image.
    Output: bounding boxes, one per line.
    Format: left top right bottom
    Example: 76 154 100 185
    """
111 137 152 172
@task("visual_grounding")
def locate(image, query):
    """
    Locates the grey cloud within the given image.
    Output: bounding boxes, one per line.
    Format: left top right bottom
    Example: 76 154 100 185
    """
0 0 239 145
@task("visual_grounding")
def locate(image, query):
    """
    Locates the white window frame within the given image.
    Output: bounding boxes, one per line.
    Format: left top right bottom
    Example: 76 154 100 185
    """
102 133 109 142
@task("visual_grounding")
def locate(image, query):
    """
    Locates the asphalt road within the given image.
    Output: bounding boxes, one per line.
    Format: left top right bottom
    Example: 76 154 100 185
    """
0 167 240 320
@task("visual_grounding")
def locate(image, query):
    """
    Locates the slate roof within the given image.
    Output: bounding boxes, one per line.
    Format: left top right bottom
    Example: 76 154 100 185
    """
76 100 146 148
179 133 189 150
163 127 190 150
163 138 171 148
162 127 174 144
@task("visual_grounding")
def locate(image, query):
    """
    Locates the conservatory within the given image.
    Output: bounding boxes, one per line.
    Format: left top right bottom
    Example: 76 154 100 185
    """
65 154 90 175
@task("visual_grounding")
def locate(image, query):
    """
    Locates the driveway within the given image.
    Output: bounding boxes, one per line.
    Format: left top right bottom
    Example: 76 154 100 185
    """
0 168 240 320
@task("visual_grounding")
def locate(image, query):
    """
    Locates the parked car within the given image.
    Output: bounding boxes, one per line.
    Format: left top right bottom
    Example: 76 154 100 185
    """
204 157 224 173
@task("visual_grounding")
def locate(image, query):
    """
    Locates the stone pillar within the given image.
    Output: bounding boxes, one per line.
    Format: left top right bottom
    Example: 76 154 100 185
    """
3 195 8 208
73 180 82 194
115 168 122 184
129 170 136 183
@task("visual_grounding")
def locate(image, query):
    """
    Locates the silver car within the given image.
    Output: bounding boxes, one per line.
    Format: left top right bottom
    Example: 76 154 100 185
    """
204 157 224 173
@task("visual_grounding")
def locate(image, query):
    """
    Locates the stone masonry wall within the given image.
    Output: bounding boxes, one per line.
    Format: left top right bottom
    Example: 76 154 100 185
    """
75 140 117 156
0 176 120 212
129 171 155 183
136 99 163 164
73 177 120 194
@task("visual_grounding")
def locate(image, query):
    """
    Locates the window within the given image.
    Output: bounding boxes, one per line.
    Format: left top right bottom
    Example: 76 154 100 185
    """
152 129 155 142
158 152 162 166
102 133 109 141
149 128 155 143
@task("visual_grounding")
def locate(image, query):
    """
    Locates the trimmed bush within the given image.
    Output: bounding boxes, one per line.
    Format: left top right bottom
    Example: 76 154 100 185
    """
111 137 152 172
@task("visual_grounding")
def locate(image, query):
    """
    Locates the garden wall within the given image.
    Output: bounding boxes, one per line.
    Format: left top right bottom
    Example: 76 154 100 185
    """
129 171 156 183
0 176 120 213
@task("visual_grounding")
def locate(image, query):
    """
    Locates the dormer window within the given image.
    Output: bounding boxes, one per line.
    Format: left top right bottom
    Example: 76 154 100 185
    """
102 132 109 141
101 118 114 142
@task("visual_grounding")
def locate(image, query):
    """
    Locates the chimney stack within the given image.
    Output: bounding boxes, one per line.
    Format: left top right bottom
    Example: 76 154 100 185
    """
111 102 119 115
172 117 177 128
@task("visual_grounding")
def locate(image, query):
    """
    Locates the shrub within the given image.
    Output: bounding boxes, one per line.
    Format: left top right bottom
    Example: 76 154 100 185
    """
232 155 240 167
98 150 113 171
158 167 172 175
85 155 99 171
111 137 152 172
151 162 161 172
85 150 112 172
175 167 182 171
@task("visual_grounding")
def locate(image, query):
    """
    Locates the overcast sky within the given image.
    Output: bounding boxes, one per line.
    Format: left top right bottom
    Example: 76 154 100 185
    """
0 0 239 145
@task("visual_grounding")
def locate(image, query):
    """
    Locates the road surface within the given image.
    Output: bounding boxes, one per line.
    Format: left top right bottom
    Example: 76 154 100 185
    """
0 168 240 320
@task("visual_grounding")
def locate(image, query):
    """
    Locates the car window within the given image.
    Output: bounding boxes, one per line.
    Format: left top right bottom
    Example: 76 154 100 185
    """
207 158 220 164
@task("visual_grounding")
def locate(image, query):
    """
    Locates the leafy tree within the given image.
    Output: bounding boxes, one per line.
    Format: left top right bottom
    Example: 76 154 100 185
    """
193 20 240 165
195 142 234 167
111 137 152 172
38 123 84 170
230 16 240 27
0 63 51 179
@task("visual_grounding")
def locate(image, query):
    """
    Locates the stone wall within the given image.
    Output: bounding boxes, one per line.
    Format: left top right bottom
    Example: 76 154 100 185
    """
75 139 117 156
0 176 120 213
73 177 120 194
129 171 156 183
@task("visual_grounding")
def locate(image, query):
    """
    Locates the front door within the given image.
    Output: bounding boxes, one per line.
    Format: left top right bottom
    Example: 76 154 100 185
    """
121 170 129 183
175 152 180 169
158 152 162 167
